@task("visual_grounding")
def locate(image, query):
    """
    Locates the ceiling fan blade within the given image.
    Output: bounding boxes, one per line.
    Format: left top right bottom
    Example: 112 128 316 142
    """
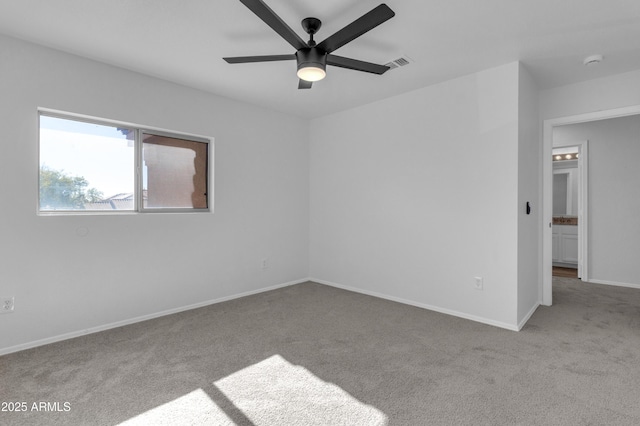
238 0 308 50
224 54 296 64
317 4 395 54
327 54 390 75
298 79 313 89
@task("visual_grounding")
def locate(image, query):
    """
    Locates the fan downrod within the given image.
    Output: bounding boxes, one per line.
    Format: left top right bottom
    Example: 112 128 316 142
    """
301 17 322 46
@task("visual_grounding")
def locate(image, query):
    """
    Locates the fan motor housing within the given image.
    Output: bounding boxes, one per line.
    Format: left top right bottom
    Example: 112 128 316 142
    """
296 48 327 73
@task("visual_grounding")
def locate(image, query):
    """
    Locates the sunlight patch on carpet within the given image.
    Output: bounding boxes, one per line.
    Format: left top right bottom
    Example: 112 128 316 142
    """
214 354 388 425
119 388 234 426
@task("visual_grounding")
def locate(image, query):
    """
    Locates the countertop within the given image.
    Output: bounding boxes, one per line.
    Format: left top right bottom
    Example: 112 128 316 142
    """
553 216 578 225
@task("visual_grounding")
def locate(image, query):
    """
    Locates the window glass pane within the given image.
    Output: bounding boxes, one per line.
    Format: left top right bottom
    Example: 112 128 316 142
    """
39 115 135 211
142 133 208 210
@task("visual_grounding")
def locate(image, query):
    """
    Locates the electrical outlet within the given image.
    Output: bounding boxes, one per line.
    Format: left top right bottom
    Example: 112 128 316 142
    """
261 258 269 270
1 297 15 314
474 277 483 291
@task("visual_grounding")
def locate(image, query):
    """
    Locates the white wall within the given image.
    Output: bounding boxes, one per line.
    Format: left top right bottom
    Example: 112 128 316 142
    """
0 35 310 354
309 62 536 329
517 64 541 325
0 33 569 352
540 69 640 121
554 115 640 286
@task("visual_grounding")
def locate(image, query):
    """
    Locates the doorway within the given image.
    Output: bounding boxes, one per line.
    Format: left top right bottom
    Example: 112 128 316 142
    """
541 105 640 306
551 141 587 280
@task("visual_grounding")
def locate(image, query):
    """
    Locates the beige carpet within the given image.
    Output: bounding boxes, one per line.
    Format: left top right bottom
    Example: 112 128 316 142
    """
1 278 639 425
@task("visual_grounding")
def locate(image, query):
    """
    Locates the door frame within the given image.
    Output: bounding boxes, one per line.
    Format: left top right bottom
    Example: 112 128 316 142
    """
541 104 640 306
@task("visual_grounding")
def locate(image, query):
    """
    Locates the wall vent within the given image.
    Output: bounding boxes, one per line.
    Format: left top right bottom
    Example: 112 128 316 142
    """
385 56 413 70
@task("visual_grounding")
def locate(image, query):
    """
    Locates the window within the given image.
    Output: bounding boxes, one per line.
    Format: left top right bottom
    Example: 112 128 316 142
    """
39 112 210 213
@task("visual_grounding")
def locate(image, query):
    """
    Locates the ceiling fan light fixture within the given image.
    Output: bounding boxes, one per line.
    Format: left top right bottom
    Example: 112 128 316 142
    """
297 65 326 82
224 2 395 89
296 48 327 82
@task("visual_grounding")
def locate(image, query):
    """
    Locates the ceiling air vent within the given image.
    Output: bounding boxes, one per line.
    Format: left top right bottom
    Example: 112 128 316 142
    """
385 56 412 70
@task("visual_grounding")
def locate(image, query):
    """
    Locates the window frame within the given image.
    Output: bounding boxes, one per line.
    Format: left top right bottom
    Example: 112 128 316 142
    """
38 108 213 215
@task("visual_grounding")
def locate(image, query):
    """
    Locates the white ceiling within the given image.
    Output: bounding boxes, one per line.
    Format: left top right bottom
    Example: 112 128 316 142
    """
1 0 639 118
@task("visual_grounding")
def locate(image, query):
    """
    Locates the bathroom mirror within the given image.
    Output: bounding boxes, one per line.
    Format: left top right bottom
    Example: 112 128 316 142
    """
552 160 578 216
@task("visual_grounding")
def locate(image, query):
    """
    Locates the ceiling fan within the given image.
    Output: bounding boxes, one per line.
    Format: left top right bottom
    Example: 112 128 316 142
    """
223 0 395 89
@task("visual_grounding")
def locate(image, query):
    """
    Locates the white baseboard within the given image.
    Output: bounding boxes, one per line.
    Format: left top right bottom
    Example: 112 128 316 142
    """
587 279 640 290
0 278 309 356
517 302 540 331
310 277 520 331
553 262 578 269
